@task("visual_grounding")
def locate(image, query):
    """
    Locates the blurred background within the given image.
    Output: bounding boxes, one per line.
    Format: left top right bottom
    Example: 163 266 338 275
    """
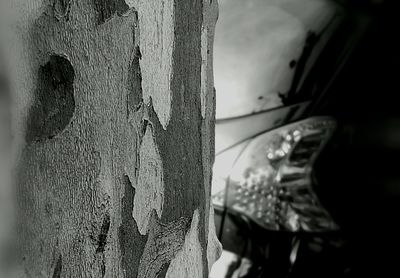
209 0 400 277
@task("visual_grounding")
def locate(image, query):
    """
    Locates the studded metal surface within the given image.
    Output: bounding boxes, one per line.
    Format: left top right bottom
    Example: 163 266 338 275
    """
212 117 339 232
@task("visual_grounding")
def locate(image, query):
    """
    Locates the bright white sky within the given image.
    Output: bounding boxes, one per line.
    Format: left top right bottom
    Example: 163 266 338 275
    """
214 0 339 119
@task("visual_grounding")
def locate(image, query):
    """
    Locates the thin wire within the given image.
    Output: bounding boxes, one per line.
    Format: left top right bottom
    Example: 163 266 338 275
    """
218 140 252 241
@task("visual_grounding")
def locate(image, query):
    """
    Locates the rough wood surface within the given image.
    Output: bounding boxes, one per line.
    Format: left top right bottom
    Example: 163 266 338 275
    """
1 0 221 277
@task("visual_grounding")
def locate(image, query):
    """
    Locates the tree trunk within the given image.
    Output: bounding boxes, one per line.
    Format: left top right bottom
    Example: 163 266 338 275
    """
0 0 220 277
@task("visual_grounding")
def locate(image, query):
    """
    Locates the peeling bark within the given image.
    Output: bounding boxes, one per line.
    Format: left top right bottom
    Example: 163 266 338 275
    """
165 210 203 278
132 125 165 235
201 0 221 273
92 0 131 24
1 0 220 277
207 204 222 273
137 211 190 278
125 0 174 130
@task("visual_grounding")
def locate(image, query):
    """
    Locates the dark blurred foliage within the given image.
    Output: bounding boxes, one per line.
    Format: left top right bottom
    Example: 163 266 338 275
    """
315 0 400 276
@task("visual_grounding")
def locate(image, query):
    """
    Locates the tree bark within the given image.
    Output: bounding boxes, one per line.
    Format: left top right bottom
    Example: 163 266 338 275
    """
0 0 220 277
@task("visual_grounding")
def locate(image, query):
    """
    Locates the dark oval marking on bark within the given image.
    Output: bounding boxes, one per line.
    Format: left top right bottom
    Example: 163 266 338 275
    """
96 213 111 253
26 55 75 143
93 0 130 24
52 254 62 278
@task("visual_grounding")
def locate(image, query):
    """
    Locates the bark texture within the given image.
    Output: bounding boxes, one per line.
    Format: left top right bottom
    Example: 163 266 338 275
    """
0 0 220 277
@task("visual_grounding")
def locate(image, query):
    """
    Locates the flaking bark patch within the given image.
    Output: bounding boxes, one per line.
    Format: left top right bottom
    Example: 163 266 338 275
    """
137 211 190 278
201 2 220 275
201 0 218 119
133 125 164 235
165 210 203 278
93 0 131 24
128 0 175 130
207 204 222 273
